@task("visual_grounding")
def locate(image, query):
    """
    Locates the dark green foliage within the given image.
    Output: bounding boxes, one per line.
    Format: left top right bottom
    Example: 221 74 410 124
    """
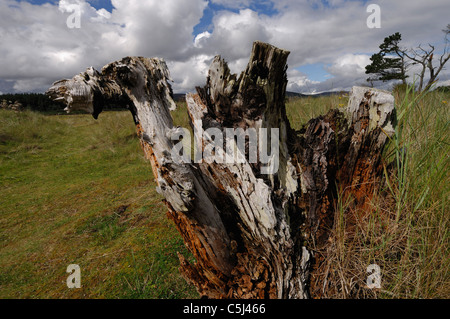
0 93 129 113
435 86 450 93
366 32 408 85
0 93 65 112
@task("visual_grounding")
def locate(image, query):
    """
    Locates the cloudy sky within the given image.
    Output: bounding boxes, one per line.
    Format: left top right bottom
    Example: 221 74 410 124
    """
0 0 449 94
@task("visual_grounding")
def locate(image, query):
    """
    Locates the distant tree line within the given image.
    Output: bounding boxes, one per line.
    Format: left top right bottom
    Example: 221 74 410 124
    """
0 92 130 113
0 93 65 112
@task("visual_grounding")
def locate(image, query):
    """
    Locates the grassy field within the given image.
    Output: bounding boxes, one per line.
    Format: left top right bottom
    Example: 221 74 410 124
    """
0 90 448 299
0 108 196 298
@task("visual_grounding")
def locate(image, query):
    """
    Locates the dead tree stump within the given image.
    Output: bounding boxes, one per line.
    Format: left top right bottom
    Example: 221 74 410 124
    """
47 41 395 299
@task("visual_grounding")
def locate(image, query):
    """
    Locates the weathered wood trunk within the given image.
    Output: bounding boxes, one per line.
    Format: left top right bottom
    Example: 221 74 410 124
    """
47 41 395 299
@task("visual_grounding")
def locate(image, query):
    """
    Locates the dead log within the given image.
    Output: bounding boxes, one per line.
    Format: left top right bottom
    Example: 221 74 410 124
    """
47 41 395 299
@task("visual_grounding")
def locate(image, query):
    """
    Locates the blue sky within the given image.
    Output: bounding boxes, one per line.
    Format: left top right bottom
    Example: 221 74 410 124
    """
193 2 277 36
1 0 449 94
20 0 114 11
22 0 277 33
22 0 279 40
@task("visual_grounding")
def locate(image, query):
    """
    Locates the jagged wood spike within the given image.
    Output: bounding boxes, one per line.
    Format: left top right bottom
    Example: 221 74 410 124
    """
47 42 395 299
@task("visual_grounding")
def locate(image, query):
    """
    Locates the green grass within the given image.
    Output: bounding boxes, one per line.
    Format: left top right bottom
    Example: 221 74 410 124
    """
285 94 349 129
314 87 449 298
0 109 197 298
379 86 449 298
0 89 448 299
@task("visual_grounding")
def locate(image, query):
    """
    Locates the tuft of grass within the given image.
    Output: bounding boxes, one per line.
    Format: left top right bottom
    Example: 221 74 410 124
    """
316 87 449 298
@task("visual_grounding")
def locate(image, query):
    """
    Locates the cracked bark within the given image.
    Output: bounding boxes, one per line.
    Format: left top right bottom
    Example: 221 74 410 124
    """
47 41 395 299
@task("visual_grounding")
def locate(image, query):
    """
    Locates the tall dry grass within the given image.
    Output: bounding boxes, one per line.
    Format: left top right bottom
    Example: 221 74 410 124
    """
311 86 449 298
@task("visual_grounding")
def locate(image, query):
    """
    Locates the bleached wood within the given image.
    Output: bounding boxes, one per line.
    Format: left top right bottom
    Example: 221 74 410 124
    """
47 42 395 299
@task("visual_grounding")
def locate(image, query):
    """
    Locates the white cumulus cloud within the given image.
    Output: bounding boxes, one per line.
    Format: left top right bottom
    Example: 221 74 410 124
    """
0 0 449 94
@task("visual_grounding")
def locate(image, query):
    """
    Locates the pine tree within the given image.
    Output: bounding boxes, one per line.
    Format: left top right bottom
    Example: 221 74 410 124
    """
366 32 408 86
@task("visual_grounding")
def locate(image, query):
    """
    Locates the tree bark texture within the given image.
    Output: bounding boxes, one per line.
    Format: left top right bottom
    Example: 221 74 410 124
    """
47 41 396 299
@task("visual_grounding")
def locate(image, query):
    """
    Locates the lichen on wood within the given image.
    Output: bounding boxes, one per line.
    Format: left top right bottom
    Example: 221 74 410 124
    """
47 41 396 299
